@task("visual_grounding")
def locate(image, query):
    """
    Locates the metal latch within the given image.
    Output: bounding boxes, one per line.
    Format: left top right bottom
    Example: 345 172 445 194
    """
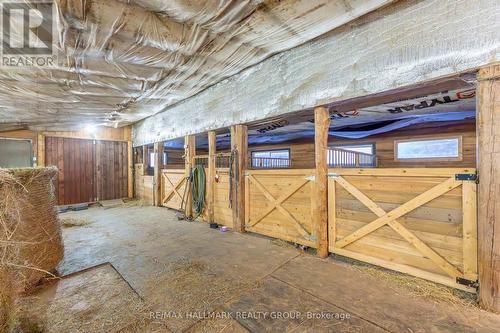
455 173 478 182
456 277 479 288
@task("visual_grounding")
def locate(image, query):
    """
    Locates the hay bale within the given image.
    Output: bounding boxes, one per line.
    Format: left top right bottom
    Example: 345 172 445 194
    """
1 167 64 289
0 167 64 331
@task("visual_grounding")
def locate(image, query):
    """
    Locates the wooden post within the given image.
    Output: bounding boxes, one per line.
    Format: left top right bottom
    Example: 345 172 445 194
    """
153 141 163 206
314 106 330 258
142 145 148 175
185 135 196 218
127 141 133 198
477 64 500 313
208 131 216 223
230 125 248 232
37 133 45 167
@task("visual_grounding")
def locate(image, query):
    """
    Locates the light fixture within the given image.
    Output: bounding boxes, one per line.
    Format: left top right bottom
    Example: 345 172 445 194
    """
84 124 97 136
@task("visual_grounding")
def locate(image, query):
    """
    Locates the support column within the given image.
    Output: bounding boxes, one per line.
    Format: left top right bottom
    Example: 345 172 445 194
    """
153 141 163 206
142 145 147 175
478 64 500 313
314 106 330 258
185 135 196 218
230 125 248 233
208 131 216 223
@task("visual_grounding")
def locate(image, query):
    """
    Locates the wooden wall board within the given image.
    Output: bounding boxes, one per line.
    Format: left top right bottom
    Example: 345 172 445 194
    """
161 169 187 210
245 170 316 247
247 120 476 170
134 164 154 205
95 140 129 201
327 168 477 292
45 136 96 205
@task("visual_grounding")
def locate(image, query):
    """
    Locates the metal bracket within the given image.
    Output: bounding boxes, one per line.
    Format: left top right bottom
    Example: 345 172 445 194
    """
327 173 339 178
305 175 315 181
456 277 479 288
455 173 478 182
307 235 317 241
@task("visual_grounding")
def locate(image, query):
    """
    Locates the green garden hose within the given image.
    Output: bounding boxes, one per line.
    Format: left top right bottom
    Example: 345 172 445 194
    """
191 165 206 219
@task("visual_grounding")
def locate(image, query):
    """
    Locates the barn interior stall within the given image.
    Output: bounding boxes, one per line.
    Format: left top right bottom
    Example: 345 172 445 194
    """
132 80 479 292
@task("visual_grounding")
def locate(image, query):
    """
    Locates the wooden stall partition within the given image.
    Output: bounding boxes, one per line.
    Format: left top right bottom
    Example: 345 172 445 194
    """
245 169 316 247
161 169 188 210
213 168 233 227
327 168 478 292
134 163 153 205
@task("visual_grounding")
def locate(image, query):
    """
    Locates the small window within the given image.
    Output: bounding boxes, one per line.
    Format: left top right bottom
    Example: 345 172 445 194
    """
330 144 374 155
328 143 376 167
395 137 462 161
163 151 168 165
149 152 155 168
251 149 290 168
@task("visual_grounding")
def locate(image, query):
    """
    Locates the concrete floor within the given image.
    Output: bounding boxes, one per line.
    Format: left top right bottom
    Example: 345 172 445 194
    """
21 205 500 332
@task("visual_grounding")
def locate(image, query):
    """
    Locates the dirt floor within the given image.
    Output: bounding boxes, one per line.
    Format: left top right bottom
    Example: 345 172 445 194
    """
17 205 500 332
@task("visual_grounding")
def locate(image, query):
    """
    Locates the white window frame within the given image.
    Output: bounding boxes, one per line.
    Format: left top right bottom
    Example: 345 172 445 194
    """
251 149 291 169
394 136 463 162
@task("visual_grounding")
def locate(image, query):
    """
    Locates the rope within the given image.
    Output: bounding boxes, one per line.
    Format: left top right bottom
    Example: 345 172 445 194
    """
191 165 206 219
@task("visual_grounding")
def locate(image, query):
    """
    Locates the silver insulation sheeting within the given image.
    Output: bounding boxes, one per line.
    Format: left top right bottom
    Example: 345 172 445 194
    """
0 0 395 130
132 0 500 147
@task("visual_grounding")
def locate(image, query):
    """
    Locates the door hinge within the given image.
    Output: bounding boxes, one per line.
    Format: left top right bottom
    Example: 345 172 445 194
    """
455 173 478 182
456 277 479 289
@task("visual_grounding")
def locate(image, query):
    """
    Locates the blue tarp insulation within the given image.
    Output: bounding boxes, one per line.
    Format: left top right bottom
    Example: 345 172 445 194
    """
163 111 475 150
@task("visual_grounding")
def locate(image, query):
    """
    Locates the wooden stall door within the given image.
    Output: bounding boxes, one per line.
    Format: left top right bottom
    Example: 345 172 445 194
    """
245 169 316 247
95 140 129 201
161 169 187 210
45 137 96 205
327 168 478 291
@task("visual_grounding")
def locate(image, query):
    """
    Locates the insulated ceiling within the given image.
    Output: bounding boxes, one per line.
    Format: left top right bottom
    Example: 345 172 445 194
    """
0 0 395 131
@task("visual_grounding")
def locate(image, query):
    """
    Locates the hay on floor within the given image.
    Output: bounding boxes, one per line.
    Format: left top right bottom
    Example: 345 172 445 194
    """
60 216 94 228
339 256 477 308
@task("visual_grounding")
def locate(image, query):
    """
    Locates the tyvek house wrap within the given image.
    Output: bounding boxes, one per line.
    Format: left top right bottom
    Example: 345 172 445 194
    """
0 0 395 130
132 0 500 147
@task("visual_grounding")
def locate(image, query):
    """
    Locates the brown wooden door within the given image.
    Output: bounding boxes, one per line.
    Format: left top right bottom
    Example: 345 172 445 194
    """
95 140 128 201
45 137 96 205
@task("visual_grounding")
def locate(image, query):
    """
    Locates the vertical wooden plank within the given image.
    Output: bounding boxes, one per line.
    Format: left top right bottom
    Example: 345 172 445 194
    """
37 133 45 167
185 135 196 217
230 125 248 233
57 137 64 205
95 140 101 201
128 141 133 198
153 141 163 206
462 181 478 281
328 178 336 250
142 145 148 175
245 174 250 227
477 64 500 312
314 106 330 258
207 131 216 223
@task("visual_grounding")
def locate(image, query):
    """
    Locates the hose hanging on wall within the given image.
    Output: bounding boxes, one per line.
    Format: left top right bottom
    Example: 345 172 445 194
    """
191 165 206 219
